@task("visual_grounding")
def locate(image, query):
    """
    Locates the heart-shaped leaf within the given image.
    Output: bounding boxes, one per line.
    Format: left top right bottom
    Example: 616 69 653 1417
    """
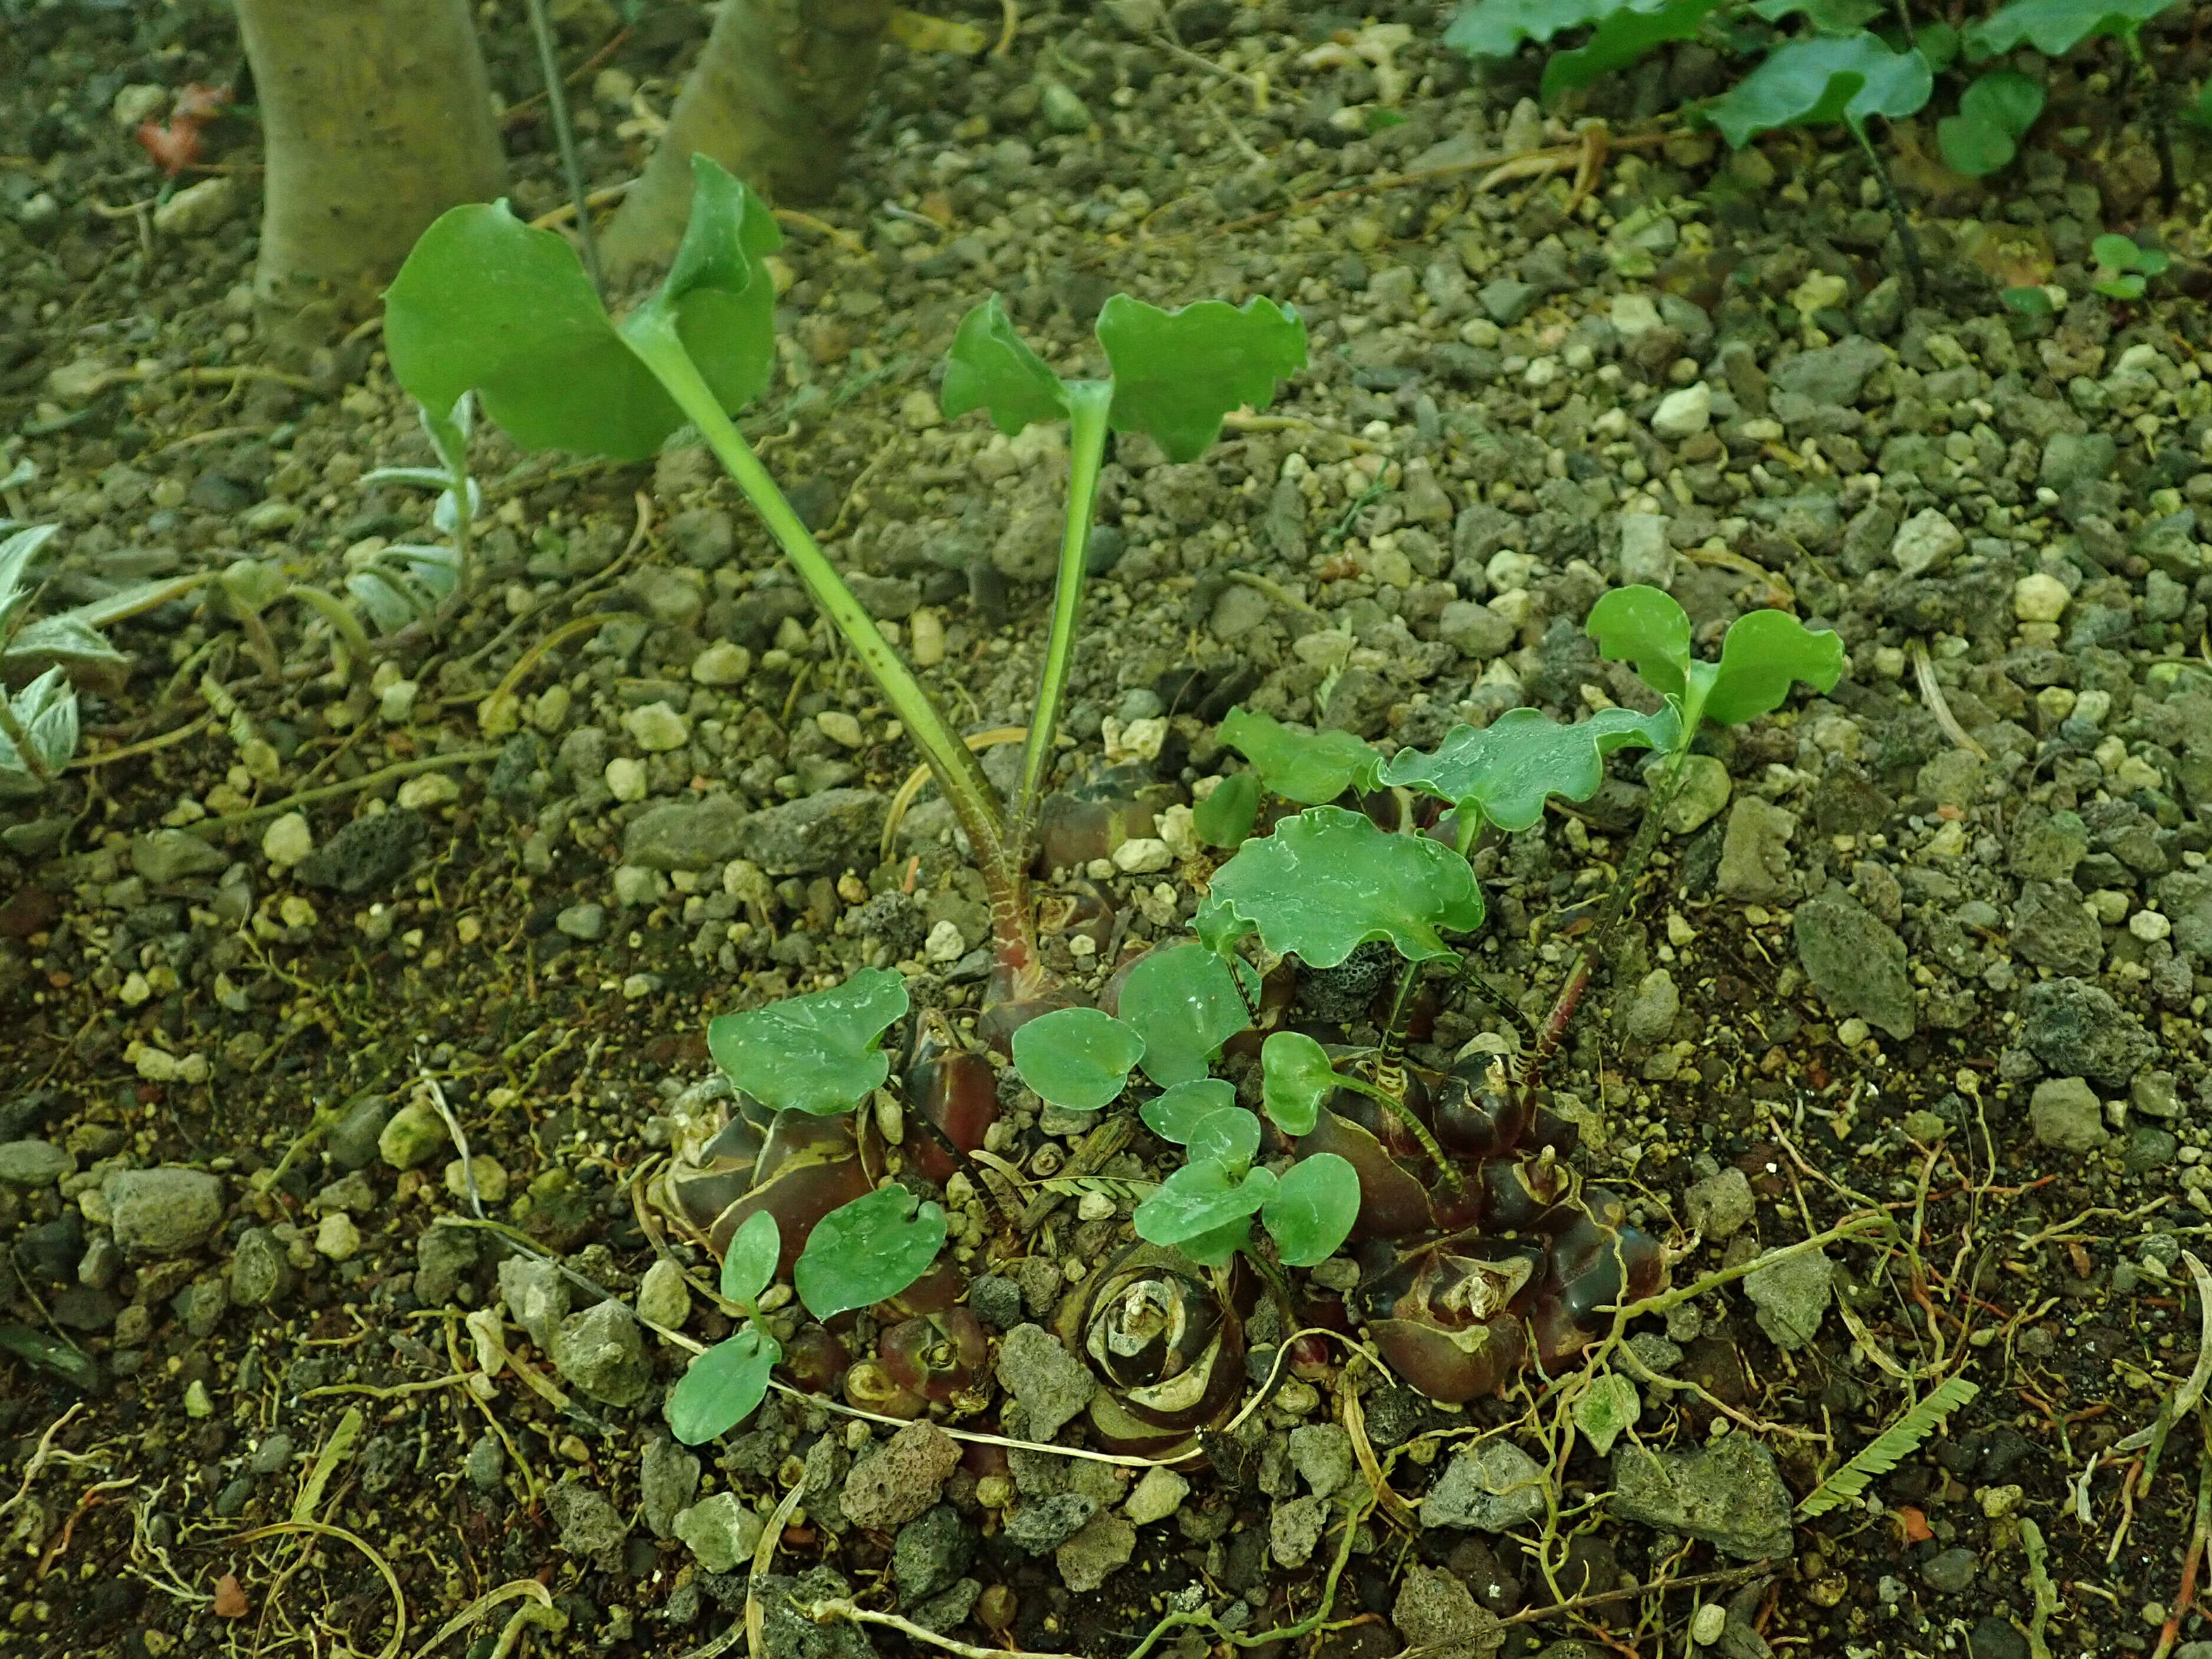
667 1327 781 1444
1702 608 1847 726
792 1185 947 1320
1141 1078 1238 1145
1095 295 1306 463
1706 34 1933 147
1261 1154 1361 1266
1187 1106 1263 1171
1216 706 1384 805
1541 0 1728 100
1207 805 1486 968
719 1209 781 1309
1964 0 2175 57
1133 1159 1276 1249
1260 1030 1337 1137
1011 1006 1145 1111
1118 945 1256 1086
1939 68 2044 174
706 967 909 1116
1194 770 1261 847
940 294 1070 435
1381 704 1681 832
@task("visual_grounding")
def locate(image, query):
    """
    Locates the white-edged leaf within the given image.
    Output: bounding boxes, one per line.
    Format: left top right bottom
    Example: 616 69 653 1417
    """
6 612 127 666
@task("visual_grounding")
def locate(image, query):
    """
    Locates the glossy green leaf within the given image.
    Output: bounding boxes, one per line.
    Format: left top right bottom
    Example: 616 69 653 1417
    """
2092 232 2144 270
1175 1215 1254 1268
1749 0 1883 31
1706 34 1934 147
1584 585 1693 704
1095 295 1306 464
1542 0 1726 100
1260 1030 1337 1137
1444 0 1620 59
385 156 779 463
2096 273 2147 300
1141 1078 1238 1145
1188 1106 1263 1171
1132 1159 1277 1249
2001 285 2057 315
1011 1006 1145 1111
1194 771 1261 847
706 967 908 1116
1572 1372 1641 1455
719 1209 781 1309
1261 1155 1361 1267
792 1185 947 1320
1381 704 1681 833
1216 706 1382 804
1964 0 2175 57
1193 891 1257 958
667 1327 780 1444
940 294 1070 435
1209 806 1485 967
1118 945 1256 1087
1702 608 1847 726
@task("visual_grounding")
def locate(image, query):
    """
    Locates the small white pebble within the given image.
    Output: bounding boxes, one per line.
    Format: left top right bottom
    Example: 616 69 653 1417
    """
1690 1604 1726 1645
605 757 648 802
261 812 313 868
2130 909 2172 943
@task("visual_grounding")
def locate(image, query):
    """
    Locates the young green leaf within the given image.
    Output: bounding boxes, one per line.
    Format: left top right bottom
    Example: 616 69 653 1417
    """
719 1209 781 1310
1701 608 1847 726
0 665 77 794
1216 706 1384 804
1142 1078 1239 1145
2001 285 2057 316
667 1327 781 1444
1381 704 1680 833
1964 0 2175 58
1572 1372 1642 1455
1175 1215 1256 1268
1443 0 1623 60
1944 67 2044 179
792 1185 948 1320
706 967 909 1116
1749 0 1883 31
635 155 784 421
1797 1376 1980 1516
940 294 1071 435
2092 232 2145 271
1133 1159 1277 1249
1187 1106 1263 1171
1583 585 1692 703
1260 1153 1361 1266
0 523 61 636
1706 33 1934 148
1208 805 1486 968
1095 295 1306 464
1117 945 1256 1087
1193 770 1261 848
1260 1030 1338 1137
1541 0 1727 101
1011 1006 1146 1112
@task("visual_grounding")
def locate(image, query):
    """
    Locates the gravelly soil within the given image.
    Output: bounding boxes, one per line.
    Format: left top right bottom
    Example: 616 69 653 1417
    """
4 2 2212 1658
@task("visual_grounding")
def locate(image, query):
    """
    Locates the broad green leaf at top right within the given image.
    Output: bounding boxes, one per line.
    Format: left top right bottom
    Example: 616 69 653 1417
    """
1964 0 2178 57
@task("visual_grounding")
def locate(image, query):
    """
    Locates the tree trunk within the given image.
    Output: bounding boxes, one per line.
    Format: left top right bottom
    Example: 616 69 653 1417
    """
237 0 507 316
599 0 890 281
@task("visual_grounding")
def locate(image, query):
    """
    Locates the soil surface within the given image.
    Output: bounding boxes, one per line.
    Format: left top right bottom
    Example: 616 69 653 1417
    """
5 4 2212 1659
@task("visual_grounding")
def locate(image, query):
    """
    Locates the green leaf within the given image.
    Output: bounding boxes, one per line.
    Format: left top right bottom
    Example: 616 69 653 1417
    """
385 156 779 464
1444 0 1620 59
1572 1372 1642 1455
940 294 1071 435
719 1209 781 1309
1964 0 2175 57
1749 0 1884 29
2093 231 2144 270
1118 945 1256 1087
667 1328 781 1444
1381 704 1681 833
1797 1376 1980 1516
1188 1106 1263 1171
1937 112 2016 175
1142 1078 1239 1145
792 1185 947 1320
1194 771 1261 848
1095 295 1306 464
1706 34 1934 147
1584 585 1692 704
1915 19 1960 69
706 968 909 1116
6 612 126 667
1961 67 2046 136
1702 608 1847 726
1011 1006 1145 1111
1175 1215 1255 1268
2138 247 2171 277
0 665 76 790
1261 1154 1361 1266
1216 706 1383 804
2002 284 2057 314
2096 274 2147 300
1208 806 1485 967
1193 891 1257 958
1542 0 1727 100
1260 1030 1337 1137
0 522 60 638
1132 1159 1276 1249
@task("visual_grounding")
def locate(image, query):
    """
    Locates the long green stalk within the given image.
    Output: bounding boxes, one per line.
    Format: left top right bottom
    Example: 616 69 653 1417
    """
624 317 1011 882
1008 380 1112 864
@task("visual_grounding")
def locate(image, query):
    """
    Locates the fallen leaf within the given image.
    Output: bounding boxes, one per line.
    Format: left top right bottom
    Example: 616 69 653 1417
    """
212 1573 250 1618
1893 1504 1933 1544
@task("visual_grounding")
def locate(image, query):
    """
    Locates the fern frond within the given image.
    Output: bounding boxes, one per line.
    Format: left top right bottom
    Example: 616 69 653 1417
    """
1797 1376 1980 1517
1038 1175 1156 1205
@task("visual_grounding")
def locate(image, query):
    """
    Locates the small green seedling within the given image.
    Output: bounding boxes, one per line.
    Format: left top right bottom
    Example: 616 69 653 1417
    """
0 522 128 797
1584 585 1844 742
352 393 477 635
706 966 907 1116
1937 68 2045 176
2088 232 2168 301
667 1208 783 1444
